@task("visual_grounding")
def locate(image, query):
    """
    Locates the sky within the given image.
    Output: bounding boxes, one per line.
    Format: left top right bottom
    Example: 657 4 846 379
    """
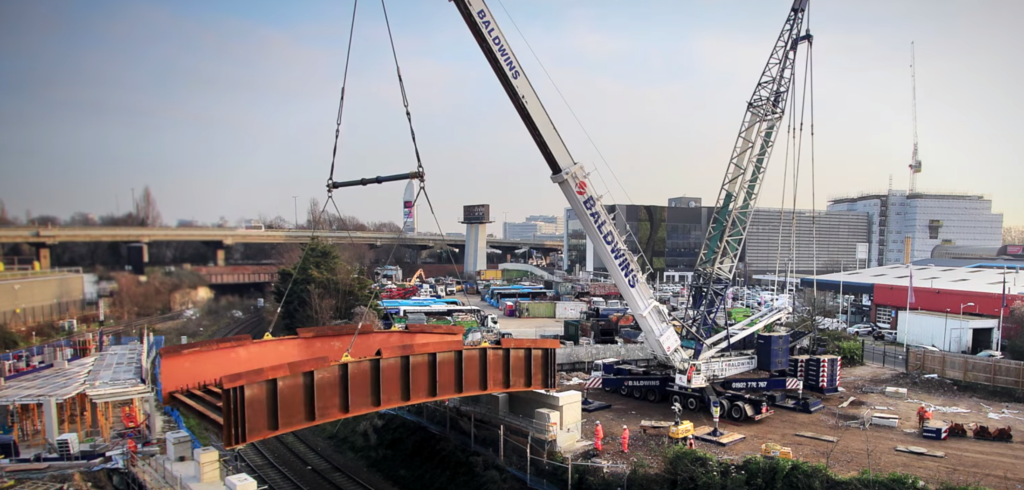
2 0 1023 233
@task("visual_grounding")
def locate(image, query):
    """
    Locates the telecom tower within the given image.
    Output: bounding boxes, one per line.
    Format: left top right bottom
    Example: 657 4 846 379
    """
909 42 922 192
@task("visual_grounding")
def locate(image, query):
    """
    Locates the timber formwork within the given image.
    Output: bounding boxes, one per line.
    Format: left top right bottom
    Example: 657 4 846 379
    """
159 325 558 448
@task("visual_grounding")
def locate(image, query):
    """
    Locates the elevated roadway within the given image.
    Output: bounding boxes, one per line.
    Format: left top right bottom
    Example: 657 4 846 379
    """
0 226 562 250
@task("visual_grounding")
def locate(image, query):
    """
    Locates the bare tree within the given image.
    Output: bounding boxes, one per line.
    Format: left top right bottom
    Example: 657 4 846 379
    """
820 407 846 470
0 200 22 226
135 186 162 227
308 284 337 326
1004 226 1024 245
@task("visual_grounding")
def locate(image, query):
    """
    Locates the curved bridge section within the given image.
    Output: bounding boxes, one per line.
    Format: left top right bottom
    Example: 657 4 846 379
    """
159 325 557 448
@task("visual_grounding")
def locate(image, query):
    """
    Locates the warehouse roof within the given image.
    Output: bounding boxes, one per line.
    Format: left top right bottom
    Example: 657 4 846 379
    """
807 264 1024 296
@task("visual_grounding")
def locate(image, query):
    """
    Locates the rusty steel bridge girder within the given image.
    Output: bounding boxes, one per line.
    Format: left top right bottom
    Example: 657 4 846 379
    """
159 325 558 448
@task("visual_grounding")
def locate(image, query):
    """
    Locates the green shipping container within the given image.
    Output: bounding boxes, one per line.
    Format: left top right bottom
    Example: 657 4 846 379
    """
521 301 556 318
563 320 581 344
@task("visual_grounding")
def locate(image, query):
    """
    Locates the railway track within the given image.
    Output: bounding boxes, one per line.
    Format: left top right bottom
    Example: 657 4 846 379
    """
237 442 306 490
214 313 267 339
236 434 373 490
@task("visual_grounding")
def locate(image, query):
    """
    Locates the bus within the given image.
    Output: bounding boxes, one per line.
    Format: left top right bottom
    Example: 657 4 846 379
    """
483 285 544 304
489 288 554 307
380 298 463 308
382 305 486 328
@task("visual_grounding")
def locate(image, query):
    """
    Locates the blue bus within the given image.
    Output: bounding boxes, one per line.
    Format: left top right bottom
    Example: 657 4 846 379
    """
483 285 544 305
489 288 554 307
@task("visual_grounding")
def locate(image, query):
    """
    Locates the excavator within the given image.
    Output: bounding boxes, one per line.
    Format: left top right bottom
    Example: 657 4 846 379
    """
452 0 822 420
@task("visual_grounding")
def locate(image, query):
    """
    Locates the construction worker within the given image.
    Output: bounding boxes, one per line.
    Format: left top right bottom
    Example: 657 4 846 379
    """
686 436 696 450
621 425 630 453
594 421 604 452
916 404 929 429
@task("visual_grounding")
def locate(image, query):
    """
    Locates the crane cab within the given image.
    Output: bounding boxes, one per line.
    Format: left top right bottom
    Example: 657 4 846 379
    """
591 358 623 378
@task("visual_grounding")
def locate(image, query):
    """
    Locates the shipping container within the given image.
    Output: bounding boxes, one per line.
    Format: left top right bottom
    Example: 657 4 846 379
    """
902 310 996 354
521 301 556 318
477 269 502 281
555 301 587 319
562 320 581 345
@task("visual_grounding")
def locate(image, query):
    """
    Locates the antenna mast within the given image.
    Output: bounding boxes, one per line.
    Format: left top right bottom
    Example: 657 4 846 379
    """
909 42 922 192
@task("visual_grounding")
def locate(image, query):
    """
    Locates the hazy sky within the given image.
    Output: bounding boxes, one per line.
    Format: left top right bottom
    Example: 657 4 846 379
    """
2 0 1022 233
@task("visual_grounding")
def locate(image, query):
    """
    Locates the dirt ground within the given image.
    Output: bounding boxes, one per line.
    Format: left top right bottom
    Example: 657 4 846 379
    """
566 364 1024 490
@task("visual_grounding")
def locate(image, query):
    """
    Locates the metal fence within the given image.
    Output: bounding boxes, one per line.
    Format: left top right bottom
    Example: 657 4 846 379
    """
0 299 96 327
391 401 626 490
862 342 908 371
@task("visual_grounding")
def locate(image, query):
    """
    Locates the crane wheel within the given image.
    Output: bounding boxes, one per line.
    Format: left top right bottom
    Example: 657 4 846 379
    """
619 386 630 397
685 396 700 412
729 402 748 422
671 394 683 407
603 387 614 393
631 387 644 400
645 389 661 403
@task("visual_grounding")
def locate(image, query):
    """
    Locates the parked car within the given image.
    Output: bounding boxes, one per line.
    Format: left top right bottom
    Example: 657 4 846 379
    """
976 350 1004 359
846 324 874 336
910 344 940 352
872 330 897 342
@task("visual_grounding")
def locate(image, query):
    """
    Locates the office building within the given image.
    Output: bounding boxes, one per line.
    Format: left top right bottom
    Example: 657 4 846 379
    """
503 215 564 240
524 215 565 234
565 200 870 281
745 208 870 275
828 191 1003 267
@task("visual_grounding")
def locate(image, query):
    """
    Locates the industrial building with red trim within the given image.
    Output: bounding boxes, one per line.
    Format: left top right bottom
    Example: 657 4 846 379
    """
803 260 1023 353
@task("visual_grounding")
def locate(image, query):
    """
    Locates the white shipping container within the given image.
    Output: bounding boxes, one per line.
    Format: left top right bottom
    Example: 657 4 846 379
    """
900 310 997 353
555 302 587 319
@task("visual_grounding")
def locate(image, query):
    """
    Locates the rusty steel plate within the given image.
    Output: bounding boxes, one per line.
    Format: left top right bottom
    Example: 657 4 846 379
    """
159 325 558 448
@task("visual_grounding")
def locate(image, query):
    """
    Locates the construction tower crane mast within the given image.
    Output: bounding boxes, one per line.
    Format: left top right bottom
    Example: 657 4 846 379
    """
909 42 922 192
451 0 687 369
687 0 812 342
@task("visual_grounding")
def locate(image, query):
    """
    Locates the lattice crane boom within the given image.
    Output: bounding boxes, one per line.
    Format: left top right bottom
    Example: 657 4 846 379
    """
688 0 812 342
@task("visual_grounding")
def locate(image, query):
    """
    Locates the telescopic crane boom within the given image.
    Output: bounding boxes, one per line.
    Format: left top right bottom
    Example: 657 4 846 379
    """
687 0 811 344
452 0 688 370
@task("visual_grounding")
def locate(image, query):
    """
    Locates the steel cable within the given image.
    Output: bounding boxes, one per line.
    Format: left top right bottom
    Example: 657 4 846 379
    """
326 0 360 187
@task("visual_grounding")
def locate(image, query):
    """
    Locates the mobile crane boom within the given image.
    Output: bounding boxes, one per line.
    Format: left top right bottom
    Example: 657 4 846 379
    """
452 0 688 369
687 0 811 341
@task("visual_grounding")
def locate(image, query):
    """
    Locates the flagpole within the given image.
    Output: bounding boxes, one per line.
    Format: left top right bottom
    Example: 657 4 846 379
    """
999 265 1007 352
905 264 913 347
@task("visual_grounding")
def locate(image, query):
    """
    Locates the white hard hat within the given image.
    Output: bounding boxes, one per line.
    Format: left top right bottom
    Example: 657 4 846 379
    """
623 425 628 429
596 421 601 424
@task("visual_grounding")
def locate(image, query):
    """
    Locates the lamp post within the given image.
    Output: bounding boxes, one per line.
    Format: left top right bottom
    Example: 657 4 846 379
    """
943 309 950 351
955 302 975 352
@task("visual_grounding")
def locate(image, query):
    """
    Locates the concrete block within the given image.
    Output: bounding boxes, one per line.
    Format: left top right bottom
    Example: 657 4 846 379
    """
489 393 509 413
226 473 258 490
194 460 220 483
53 360 68 369
560 400 582 429
193 446 218 464
536 408 560 431
165 430 192 462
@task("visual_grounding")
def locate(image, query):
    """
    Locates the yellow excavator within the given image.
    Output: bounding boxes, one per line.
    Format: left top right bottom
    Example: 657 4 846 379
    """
410 269 426 284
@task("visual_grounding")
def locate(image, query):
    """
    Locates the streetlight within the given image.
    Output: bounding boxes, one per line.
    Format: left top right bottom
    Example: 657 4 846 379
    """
943 308 950 351
292 196 299 228
954 302 975 352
